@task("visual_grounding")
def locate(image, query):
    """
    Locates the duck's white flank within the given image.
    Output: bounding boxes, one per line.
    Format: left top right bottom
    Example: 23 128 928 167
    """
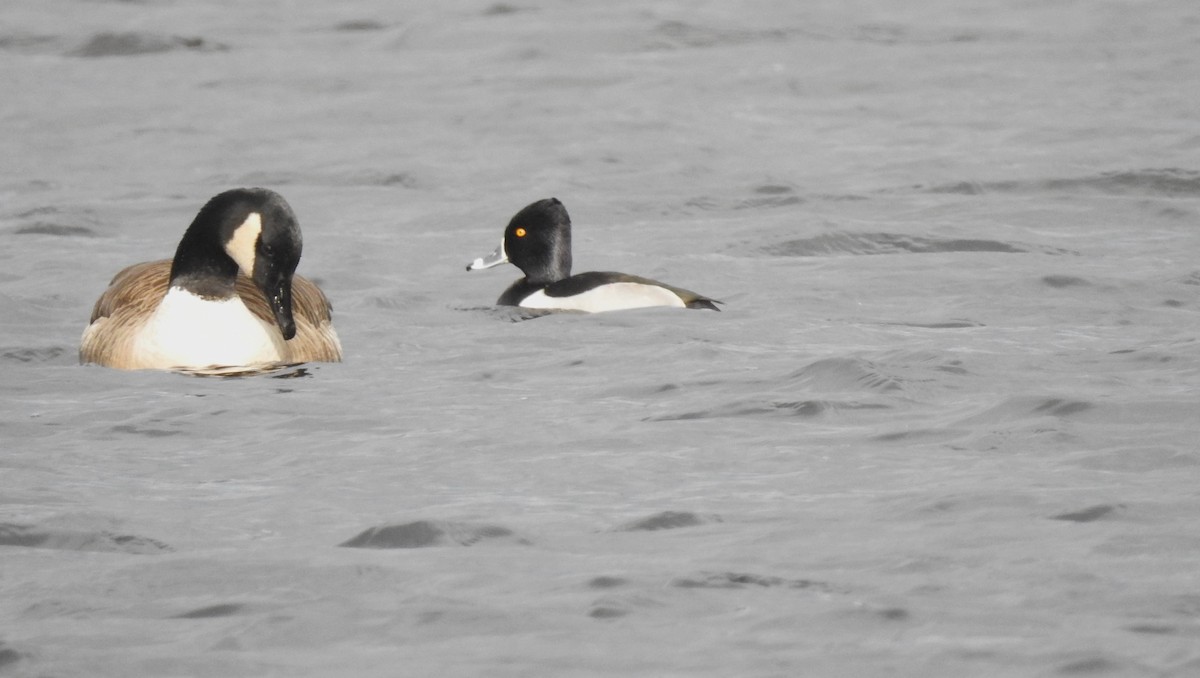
520 282 685 313
224 212 262 276
130 286 287 369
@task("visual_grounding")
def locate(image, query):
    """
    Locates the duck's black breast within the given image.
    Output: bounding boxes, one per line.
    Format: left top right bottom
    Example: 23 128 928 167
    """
496 278 543 307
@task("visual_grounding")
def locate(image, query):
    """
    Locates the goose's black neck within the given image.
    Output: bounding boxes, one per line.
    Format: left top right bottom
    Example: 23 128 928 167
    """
168 191 248 299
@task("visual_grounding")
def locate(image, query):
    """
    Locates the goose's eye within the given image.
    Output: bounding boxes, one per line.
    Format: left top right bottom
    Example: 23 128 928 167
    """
514 227 527 238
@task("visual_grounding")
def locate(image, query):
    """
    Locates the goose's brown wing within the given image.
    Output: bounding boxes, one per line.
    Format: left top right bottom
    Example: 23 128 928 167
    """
81 260 171 367
89 260 171 324
238 274 342 363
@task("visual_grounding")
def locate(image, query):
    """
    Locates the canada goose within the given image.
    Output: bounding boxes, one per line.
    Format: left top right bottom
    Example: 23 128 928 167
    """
80 188 342 372
467 198 721 312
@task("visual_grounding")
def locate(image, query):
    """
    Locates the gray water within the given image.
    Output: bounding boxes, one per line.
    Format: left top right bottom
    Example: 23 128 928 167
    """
2 1 1199 676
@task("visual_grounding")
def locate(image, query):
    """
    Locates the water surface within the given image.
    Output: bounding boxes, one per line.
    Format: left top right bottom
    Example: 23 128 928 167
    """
2 1 1199 676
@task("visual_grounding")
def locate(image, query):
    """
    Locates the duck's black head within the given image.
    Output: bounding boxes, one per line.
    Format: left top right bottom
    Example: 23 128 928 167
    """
499 198 573 284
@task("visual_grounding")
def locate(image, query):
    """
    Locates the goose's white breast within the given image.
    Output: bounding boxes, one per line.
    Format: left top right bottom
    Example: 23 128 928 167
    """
132 287 287 369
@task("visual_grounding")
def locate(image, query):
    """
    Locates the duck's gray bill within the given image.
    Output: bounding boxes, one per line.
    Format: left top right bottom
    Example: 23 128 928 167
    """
466 240 508 271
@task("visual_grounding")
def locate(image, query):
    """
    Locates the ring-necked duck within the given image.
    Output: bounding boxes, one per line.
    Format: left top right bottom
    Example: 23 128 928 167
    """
467 198 720 312
80 187 342 372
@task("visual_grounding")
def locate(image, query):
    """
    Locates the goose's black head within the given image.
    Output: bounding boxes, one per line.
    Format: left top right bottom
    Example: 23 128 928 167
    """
169 187 302 340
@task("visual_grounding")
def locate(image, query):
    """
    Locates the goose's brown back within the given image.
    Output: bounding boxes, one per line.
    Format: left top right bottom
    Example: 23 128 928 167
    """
82 259 342 367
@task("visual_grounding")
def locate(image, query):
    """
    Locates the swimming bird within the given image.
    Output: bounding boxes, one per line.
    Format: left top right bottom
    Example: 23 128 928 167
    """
80 187 342 372
466 198 720 312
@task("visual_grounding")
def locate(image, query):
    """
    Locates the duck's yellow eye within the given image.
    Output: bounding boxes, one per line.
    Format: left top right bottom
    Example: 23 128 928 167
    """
515 227 527 237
